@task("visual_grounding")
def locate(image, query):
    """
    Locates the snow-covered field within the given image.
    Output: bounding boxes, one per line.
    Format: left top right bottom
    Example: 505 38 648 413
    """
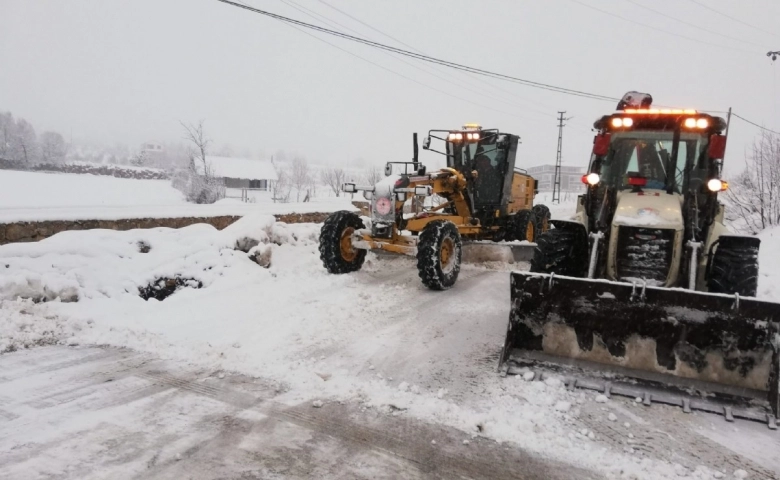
0 170 186 209
0 170 356 222
1 214 778 479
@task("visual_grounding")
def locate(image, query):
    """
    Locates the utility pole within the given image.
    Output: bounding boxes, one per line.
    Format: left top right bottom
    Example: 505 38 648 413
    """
553 111 571 204
722 107 732 162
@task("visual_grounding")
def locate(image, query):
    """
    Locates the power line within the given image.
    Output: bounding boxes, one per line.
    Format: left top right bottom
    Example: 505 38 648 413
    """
273 0 549 123
312 0 574 123
686 0 780 41
279 0 552 121
732 113 780 135
214 0 619 102
568 0 755 54
222 0 774 139
316 0 421 54
623 0 766 48
258 1 541 123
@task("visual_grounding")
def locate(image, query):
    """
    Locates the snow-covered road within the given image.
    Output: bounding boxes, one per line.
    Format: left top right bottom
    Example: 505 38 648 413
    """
1 217 779 479
0 345 596 480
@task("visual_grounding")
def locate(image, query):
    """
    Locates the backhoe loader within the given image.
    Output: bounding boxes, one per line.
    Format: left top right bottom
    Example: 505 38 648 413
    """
319 124 549 290
499 93 780 427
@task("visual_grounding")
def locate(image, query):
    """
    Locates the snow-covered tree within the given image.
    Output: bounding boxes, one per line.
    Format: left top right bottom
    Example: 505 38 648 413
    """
176 120 225 204
726 130 780 234
40 131 68 164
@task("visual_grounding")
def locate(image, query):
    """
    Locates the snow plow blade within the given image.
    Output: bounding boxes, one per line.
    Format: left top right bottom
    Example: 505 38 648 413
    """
499 272 780 424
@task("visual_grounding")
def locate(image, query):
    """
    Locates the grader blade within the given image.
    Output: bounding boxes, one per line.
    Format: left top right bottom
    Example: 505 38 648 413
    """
499 272 780 426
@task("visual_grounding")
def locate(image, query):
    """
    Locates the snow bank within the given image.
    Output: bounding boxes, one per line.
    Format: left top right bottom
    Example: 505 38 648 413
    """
757 226 780 300
0 214 320 303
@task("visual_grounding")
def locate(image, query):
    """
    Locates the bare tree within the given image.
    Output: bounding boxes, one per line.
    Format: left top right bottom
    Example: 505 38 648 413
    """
322 167 347 197
725 130 780 234
290 156 312 202
181 121 211 173
10 118 38 164
0 112 14 159
363 166 383 186
271 165 292 203
177 121 225 204
40 131 68 164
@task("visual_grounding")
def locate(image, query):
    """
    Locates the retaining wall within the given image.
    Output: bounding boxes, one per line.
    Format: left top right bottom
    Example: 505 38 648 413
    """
0 212 333 245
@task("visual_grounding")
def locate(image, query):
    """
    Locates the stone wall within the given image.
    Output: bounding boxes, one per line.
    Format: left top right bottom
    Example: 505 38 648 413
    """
0 212 335 245
0 159 169 179
0 202 371 245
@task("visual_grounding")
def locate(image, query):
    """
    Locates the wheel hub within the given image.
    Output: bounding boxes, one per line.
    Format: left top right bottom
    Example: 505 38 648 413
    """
440 237 456 273
340 227 357 262
526 221 535 242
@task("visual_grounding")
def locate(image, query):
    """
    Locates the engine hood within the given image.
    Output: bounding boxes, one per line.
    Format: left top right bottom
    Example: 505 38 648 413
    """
611 190 683 230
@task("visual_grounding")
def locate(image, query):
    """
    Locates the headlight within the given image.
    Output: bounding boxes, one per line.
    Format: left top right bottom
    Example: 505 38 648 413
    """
611 118 623 128
684 118 697 128
707 178 728 192
581 173 600 185
696 118 709 129
622 117 634 127
448 132 464 141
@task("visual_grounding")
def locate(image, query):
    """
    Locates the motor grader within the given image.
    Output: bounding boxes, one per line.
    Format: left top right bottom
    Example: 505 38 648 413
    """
319 124 549 290
499 93 780 426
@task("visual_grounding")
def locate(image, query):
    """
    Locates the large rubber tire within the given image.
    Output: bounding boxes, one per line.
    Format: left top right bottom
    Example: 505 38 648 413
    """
319 211 367 274
530 227 588 277
707 236 759 297
508 210 537 242
532 204 551 239
416 220 462 290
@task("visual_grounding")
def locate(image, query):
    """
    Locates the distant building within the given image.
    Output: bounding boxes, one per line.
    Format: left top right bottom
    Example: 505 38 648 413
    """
142 142 164 154
526 164 586 192
140 142 168 168
197 155 278 191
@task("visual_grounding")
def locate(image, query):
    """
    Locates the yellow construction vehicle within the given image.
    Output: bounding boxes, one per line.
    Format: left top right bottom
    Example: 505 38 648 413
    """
499 92 780 427
319 124 549 289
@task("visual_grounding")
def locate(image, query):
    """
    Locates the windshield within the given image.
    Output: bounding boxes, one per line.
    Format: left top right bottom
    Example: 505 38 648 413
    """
598 131 707 192
446 133 507 170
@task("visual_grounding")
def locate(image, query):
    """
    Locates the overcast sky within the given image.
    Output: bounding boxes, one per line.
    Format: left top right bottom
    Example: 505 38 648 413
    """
2 0 779 172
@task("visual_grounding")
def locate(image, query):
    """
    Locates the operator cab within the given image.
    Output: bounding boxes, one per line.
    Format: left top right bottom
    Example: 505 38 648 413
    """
423 124 519 210
585 109 727 195
581 92 729 240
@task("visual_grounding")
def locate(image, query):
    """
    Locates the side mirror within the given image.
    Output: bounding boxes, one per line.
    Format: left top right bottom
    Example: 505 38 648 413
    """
708 134 727 159
593 133 611 156
384 163 393 176
422 136 431 150
342 183 357 193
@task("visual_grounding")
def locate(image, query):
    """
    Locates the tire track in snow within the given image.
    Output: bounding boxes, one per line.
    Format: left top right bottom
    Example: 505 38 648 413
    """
577 400 779 478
